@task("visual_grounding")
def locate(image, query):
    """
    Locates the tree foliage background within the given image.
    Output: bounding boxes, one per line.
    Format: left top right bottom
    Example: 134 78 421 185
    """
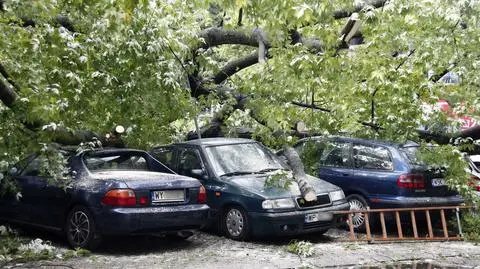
1 0 480 201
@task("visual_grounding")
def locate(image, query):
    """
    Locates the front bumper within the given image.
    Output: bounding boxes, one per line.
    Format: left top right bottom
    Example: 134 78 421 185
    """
369 195 464 208
93 204 210 235
249 202 350 237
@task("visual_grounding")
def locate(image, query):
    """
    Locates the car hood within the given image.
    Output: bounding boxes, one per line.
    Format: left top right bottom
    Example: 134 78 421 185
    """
225 172 341 199
89 170 200 189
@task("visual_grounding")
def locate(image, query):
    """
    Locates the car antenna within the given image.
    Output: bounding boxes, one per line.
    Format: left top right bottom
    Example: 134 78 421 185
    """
194 115 202 140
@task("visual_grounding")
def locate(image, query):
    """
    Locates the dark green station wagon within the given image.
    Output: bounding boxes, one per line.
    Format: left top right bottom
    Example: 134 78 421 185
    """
152 138 349 240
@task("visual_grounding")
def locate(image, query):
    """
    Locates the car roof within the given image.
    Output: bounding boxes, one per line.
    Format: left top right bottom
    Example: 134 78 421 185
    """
469 155 480 162
172 138 256 147
298 136 400 147
78 147 148 156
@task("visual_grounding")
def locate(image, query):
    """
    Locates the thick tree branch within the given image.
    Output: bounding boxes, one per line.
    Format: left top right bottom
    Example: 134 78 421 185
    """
199 29 323 85
213 52 259 84
0 63 20 91
199 28 264 50
333 0 388 19
11 15 76 32
199 27 323 53
0 71 19 108
188 75 212 98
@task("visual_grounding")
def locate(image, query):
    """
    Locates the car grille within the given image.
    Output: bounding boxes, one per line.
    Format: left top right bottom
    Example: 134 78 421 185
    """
296 193 331 209
303 221 331 230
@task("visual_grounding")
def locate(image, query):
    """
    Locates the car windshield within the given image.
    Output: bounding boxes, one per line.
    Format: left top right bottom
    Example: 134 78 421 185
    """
84 152 150 171
205 143 286 177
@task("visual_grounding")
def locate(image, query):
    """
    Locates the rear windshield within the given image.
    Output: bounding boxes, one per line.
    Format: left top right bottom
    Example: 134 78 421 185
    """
399 145 423 165
84 153 149 171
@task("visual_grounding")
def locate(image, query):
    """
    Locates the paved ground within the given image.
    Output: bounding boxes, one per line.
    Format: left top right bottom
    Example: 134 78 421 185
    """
4 229 480 269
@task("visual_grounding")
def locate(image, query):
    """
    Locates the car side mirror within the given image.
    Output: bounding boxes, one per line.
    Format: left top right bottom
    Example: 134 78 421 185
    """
9 167 18 176
190 169 207 180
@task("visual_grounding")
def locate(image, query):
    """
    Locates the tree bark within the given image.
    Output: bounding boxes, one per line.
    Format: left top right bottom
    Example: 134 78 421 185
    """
0 70 19 108
213 52 259 84
333 0 388 19
199 27 262 50
282 146 317 201
200 29 323 85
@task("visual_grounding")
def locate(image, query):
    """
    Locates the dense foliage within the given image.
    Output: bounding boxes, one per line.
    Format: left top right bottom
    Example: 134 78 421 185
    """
1 0 479 202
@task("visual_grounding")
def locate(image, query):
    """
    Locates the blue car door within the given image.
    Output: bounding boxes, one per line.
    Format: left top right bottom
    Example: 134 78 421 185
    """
0 154 36 222
351 143 401 204
14 155 70 229
318 140 355 191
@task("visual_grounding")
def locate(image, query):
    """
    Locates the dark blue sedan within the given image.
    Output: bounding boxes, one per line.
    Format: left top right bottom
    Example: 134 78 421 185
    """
293 136 464 230
0 148 209 249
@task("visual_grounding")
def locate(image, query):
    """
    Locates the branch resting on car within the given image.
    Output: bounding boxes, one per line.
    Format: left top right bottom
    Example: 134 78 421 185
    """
282 146 317 202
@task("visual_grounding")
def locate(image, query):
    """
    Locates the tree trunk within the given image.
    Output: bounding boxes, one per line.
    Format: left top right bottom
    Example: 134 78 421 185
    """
282 146 317 201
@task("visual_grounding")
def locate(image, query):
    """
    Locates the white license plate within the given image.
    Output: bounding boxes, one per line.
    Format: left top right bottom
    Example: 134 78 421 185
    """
151 190 185 202
305 212 333 223
432 178 446 187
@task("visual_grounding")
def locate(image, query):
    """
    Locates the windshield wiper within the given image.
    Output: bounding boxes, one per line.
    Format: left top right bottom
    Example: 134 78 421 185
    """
257 168 286 173
220 171 259 177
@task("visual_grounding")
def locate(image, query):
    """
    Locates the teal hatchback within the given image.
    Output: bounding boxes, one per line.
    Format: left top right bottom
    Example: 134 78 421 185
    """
151 138 349 240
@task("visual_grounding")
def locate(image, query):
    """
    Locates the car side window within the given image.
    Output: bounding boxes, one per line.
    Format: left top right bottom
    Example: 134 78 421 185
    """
353 144 393 171
296 139 328 174
151 147 175 170
320 141 352 168
21 156 47 177
177 148 206 179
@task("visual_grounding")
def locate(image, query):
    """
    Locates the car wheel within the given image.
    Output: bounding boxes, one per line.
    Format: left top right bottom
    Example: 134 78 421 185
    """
222 206 250 241
65 206 101 250
346 194 370 232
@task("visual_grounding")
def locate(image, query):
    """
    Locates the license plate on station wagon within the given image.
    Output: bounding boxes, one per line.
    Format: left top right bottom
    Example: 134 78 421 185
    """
151 190 185 202
432 178 447 187
305 212 333 223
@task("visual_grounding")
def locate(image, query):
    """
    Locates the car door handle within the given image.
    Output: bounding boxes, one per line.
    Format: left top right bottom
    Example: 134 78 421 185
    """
342 173 350 176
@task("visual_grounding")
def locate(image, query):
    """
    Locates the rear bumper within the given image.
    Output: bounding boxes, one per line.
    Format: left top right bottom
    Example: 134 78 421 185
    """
369 195 464 208
93 204 210 235
249 202 350 237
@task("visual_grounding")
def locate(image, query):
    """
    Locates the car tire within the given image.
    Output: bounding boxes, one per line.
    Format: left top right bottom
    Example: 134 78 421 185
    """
346 194 372 232
65 205 102 250
222 206 250 241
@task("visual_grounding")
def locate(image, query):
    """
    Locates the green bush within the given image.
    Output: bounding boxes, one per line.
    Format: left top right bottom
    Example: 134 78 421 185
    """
461 211 480 242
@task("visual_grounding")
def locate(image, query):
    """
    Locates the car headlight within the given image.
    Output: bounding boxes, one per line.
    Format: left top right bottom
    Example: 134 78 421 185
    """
329 190 345 202
262 198 295 209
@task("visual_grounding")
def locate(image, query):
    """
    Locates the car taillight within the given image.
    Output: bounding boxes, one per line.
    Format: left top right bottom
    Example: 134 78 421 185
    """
397 174 425 189
197 185 207 203
101 189 136 207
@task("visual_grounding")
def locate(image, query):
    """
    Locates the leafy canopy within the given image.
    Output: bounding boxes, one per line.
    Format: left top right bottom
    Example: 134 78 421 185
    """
0 0 479 201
